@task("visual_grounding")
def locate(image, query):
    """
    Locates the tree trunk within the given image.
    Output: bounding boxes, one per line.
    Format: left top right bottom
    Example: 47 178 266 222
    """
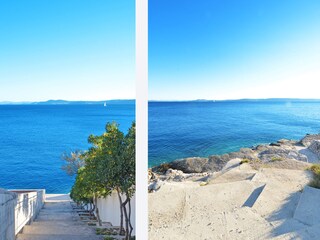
90 202 96 216
123 194 133 239
128 198 133 237
94 195 102 226
122 197 130 240
116 188 125 235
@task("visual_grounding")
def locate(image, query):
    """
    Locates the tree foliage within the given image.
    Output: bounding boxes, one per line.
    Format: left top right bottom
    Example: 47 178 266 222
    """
62 121 135 238
61 150 85 176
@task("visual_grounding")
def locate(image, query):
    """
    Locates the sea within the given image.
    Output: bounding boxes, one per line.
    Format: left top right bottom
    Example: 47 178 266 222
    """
149 100 320 167
0 102 135 193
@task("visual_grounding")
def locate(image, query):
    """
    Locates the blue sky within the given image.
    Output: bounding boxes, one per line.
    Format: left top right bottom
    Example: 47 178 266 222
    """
149 0 320 100
0 0 135 102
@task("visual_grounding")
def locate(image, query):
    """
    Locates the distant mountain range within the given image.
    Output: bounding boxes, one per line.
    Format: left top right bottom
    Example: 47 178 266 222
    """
149 98 320 103
2 98 320 105
0 99 135 105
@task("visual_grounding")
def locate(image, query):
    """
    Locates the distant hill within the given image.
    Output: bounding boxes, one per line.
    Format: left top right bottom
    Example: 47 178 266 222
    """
0 99 135 105
149 98 320 103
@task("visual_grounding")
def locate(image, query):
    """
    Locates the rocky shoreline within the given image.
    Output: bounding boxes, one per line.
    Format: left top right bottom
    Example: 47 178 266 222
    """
149 133 320 191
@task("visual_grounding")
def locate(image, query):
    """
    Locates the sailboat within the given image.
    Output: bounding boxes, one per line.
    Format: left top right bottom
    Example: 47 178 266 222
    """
104 102 107 107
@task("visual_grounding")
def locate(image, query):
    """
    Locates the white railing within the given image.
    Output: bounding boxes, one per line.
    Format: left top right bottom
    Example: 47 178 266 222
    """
0 189 16 240
0 189 45 240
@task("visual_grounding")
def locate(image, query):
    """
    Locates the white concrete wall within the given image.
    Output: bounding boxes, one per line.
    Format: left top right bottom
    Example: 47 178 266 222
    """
12 189 45 234
96 192 136 235
0 189 45 240
0 189 17 240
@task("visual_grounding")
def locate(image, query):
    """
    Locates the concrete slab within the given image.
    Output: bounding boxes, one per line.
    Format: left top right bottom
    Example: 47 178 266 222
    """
185 180 265 220
149 179 265 234
16 234 103 240
269 218 308 237
43 202 72 209
252 168 312 185
221 158 242 172
209 167 257 185
31 220 86 227
149 207 275 240
251 168 312 221
293 186 320 226
35 215 79 221
22 225 96 235
149 166 316 239
252 182 302 221
272 223 320 240
45 194 71 202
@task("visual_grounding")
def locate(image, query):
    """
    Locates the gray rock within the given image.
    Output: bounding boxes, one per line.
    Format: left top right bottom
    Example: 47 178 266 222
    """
299 134 320 147
148 180 163 192
165 169 185 181
270 142 281 147
228 148 256 160
308 140 320 158
277 139 297 146
258 146 308 162
253 145 269 152
169 157 209 173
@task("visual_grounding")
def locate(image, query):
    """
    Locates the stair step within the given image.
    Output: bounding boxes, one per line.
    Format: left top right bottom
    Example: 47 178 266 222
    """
251 168 312 185
16 234 103 240
22 225 96 235
293 186 320 226
40 209 73 212
35 215 80 221
251 168 311 221
17 196 104 240
31 220 86 227
252 182 302 221
209 167 256 184
43 203 72 209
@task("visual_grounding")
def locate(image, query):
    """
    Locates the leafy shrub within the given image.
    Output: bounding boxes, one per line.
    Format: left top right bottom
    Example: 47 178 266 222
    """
309 164 320 175
104 237 116 240
240 159 250 164
309 164 320 189
271 157 283 162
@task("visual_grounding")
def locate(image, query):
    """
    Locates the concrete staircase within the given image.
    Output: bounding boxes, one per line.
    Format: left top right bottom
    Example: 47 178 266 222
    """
149 162 320 239
17 194 102 240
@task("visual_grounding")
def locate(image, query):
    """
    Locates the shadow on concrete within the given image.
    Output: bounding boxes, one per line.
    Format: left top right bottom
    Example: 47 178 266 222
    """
242 184 265 208
267 191 310 239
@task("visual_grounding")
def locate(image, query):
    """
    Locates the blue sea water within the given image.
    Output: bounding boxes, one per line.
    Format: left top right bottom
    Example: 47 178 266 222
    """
0 103 135 193
149 100 320 167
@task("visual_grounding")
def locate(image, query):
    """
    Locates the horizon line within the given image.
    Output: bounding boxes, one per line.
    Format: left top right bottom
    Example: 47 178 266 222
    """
148 97 320 102
0 99 135 103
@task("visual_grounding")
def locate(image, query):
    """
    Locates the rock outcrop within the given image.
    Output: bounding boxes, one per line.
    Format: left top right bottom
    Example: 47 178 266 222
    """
150 134 320 180
299 134 320 147
169 157 210 173
308 140 320 158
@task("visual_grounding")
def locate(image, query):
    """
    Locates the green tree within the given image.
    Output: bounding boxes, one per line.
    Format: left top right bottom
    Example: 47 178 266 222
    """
62 121 135 238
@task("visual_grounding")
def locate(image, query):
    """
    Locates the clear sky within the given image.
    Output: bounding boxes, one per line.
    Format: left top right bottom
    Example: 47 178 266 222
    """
0 0 135 102
149 0 320 100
